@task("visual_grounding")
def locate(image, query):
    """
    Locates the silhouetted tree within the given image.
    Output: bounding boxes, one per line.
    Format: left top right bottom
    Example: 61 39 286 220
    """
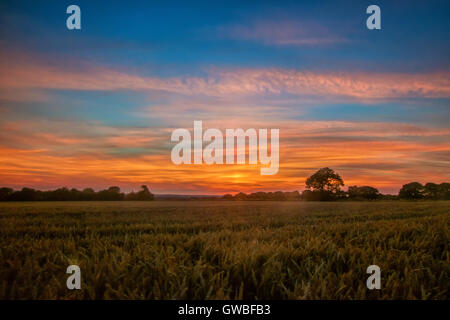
222 194 233 200
224 191 301 201
0 188 13 201
421 182 450 200
438 183 450 200
50 187 72 201
348 186 381 200
126 185 154 201
423 183 439 200
82 188 95 200
234 192 247 201
10 188 39 201
399 182 424 199
302 189 333 201
96 186 124 201
304 167 344 200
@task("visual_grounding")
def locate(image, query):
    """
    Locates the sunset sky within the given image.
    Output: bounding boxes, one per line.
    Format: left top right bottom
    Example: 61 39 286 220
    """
0 0 449 194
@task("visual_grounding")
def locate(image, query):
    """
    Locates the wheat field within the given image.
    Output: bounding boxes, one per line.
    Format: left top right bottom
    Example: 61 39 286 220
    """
0 201 448 299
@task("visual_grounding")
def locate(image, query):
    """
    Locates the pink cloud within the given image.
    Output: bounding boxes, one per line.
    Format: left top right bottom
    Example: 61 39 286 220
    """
1 55 449 100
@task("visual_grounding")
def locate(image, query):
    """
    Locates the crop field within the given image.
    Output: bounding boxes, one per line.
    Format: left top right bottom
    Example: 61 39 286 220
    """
0 201 448 299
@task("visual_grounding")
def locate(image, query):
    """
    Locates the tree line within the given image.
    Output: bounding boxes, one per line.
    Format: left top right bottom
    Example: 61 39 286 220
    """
0 185 154 201
223 191 302 201
0 168 448 201
222 168 450 201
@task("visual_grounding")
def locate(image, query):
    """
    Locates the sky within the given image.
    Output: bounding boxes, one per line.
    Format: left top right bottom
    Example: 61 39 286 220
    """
0 0 449 194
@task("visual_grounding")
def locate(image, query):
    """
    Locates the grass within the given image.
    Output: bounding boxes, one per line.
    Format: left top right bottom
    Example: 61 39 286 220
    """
0 201 448 299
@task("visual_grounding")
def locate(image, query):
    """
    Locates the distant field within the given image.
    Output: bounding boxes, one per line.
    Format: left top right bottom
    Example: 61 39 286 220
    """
0 201 448 299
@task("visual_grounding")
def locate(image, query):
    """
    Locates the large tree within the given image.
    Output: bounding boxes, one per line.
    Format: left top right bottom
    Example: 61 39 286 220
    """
306 167 344 193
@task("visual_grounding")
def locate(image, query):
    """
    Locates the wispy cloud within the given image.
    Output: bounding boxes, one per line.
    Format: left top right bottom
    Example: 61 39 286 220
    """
219 20 347 46
1 53 449 100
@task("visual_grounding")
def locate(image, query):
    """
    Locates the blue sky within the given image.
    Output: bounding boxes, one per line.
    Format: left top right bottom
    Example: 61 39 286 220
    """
2 0 449 73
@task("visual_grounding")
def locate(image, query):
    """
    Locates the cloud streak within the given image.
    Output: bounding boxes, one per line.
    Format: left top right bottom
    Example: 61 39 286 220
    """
219 20 348 46
1 53 449 100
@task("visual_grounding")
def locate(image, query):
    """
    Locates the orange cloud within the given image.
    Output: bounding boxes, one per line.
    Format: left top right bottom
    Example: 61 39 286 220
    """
1 118 448 194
